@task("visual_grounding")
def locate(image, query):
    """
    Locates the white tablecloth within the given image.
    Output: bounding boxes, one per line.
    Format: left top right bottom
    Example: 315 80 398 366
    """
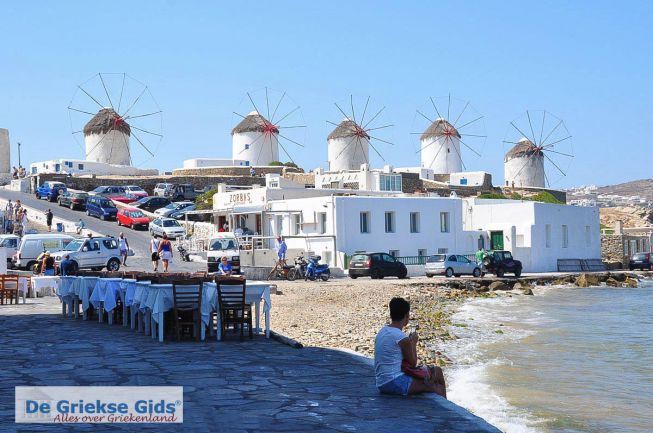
90 278 124 312
74 277 100 313
31 276 60 297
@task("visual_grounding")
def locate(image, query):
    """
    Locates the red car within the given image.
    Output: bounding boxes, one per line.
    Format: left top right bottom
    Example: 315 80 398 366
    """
116 207 150 230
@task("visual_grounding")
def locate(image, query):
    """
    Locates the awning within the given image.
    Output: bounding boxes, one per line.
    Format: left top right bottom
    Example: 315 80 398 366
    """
232 204 266 215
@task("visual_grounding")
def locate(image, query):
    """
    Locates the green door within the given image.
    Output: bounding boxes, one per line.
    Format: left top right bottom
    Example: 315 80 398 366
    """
490 231 504 250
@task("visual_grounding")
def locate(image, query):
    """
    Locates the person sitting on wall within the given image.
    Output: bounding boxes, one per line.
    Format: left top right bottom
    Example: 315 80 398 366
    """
218 256 233 276
374 297 447 397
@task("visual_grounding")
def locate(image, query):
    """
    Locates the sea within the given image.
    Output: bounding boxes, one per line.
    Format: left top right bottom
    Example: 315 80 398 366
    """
440 280 653 433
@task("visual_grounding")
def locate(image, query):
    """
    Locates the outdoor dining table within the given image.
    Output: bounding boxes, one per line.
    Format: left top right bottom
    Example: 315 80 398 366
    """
90 278 125 325
73 276 100 320
57 276 77 316
202 281 272 341
30 276 60 297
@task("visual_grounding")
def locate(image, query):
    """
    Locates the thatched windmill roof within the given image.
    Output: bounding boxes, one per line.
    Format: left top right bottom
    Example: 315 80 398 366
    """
231 112 278 135
328 119 369 140
83 108 131 136
505 138 543 161
420 118 460 141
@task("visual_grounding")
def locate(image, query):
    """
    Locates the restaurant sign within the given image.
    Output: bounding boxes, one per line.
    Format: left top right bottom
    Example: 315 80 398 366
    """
214 188 267 210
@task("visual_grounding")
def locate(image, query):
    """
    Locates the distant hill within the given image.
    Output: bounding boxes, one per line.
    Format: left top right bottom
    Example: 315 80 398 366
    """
595 178 653 201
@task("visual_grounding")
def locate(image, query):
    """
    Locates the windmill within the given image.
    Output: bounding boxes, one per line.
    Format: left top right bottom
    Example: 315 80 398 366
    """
326 95 393 171
413 94 486 174
503 110 573 188
67 73 163 167
231 88 306 167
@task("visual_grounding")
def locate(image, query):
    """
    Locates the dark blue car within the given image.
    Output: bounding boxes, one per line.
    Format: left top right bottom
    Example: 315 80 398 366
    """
35 182 67 202
85 196 118 220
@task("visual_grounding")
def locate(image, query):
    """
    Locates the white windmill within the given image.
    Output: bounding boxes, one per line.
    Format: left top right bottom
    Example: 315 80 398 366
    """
503 110 573 188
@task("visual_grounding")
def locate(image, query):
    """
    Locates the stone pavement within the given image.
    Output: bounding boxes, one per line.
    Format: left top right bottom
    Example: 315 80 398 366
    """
0 298 500 433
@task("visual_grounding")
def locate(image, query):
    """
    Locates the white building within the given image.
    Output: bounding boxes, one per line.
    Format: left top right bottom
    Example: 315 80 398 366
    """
314 165 402 192
504 138 545 188
231 112 279 166
209 176 601 272
327 119 370 172
84 108 131 166
462 198 600 272
29 159 157 176
420 118 462 173
182 158 249 169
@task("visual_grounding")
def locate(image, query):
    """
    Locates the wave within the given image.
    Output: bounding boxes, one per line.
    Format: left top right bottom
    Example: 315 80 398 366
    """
441 294 550 433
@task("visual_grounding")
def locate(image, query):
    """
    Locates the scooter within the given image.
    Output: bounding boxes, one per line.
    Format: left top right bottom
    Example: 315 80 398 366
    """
177 244 191 262
288 254 307 281
305 255 330 281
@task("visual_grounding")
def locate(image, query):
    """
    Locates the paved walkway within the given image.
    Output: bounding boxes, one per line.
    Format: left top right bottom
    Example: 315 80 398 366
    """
0 298 500 433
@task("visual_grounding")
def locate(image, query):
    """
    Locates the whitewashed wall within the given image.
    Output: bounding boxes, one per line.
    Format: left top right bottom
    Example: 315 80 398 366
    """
504 155 545 188
420 136 462 174
328 136 369 172
232 131 279 166
85 130 131 166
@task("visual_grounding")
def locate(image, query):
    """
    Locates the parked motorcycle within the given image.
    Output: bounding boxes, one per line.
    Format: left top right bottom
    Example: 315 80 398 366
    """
305 255 330 281
177 244 191 262
287 254 307 281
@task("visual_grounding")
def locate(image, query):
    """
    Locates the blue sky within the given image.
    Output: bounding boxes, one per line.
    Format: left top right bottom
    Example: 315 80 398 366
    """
1 0 651 187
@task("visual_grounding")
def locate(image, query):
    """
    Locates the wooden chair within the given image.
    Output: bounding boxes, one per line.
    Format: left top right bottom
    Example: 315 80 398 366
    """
0 275 20 305
171 280 203 341
216 279 252 340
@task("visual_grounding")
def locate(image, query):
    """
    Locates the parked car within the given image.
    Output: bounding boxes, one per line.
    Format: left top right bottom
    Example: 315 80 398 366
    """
123 185 148 199
167 184 198 201
629 252 652 271
149 217 186 239
348 252 408 279
207 232 240 273
0 234 20 267
170 204 197 219
57 191 89 210
86 196 118 220
12 233 75 271
90 186 137 204
425 254 482 278
153 183 174 197
154 201 195 218
133 196 172 213
35 182 67 202
117 207 150 230
51 236 122 272
482 250 522 277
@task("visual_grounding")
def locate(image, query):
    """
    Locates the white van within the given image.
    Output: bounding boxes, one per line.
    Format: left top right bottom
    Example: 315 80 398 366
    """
0 234 20 267
13 233 76 271
207 232 240 274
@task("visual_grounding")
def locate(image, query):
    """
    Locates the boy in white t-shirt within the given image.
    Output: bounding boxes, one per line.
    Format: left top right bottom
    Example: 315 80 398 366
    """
374 297 447 397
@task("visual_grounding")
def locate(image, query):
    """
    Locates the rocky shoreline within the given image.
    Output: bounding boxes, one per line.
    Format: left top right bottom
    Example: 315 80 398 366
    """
270 272 651 368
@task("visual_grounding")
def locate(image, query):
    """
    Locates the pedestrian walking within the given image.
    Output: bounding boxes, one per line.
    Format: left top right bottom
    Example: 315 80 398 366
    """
118 232 130 266
150 234 161 272
45 209 53 232
5 199 13 217
157 233 173 273
249 167 256 177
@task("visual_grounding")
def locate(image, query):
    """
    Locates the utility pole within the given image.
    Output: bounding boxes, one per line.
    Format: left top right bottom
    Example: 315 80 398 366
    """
17 142 21 167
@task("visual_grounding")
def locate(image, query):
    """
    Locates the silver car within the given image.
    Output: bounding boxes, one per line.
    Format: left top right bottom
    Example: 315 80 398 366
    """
425 254 481 278
51 237 122 272
149 217 186 239
154 201 195 218
153 183 174 197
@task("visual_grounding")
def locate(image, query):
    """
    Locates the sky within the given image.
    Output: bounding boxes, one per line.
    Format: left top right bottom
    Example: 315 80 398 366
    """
1 0 652 188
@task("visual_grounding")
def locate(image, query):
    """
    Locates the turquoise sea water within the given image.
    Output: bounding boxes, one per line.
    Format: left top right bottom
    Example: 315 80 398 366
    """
441 281 653 433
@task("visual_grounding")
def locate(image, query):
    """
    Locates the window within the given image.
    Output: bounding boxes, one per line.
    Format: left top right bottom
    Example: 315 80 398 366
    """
102 239 118 249
360 212 370 233
276 215 283 235
585 225 591 247
292 214 302 235
318 212 327 234
384 212 395 233
562 225 569 248
410 212 420 233
418 249 427 258
437 248 448 254
440 212 450 233
545 224 551 248
379 174 402 191
387 251 399 259
244 144 250 150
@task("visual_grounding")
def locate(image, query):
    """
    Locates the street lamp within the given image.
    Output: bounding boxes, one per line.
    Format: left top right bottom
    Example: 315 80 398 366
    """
17 141 21 167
